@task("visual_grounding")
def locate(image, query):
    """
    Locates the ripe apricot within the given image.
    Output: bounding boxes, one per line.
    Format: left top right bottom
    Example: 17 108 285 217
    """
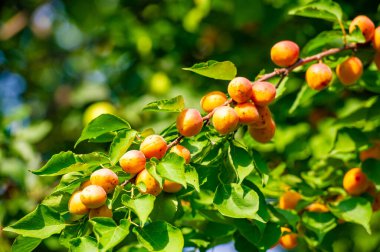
176 108 203 137
248 105 272 129
306 202 329 213
279 227 298 250
120 150 146 174
170 145 191 164
375 52 380 71
270 40 299 67
349 15 375 42
251 82 276 106
68 191 89 215
80 185 107 209
163 180 182 193
79 180 92 190
248 118 276 143
343 167 369 196
279 191 301 210
90 168 119 193
336 56 363 85
372 192 380 211
140 135 168 159
373 26 380 51
89 205 113 218
360 141 380 162
234 102 260 124
200 91 227 113
212 106 239 135
306 63 333 90
135 169 162 196
227 77 252 103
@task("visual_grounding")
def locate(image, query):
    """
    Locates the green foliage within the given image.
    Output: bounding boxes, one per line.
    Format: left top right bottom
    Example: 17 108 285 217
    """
183 60 237 80
142 96 185 113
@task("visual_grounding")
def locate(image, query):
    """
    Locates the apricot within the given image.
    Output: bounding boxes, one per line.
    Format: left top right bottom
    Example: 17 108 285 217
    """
373 26 380 51
135 169 162 196
375 52 380 71
248 105 272 129
79 180 92 190
279 191 301 210
343 167 369 196
251 82 276 106
140 135 168 159
119 150 146 174
248 118 276 143
163 180 182 193
349 15 375 42
90 168 119 193
68 191 89 215
360 141 380 162
200 91 227 113
234 102 260 124
176 108 203 137
89 205 113 218
80 185 107 209
306 63 333 90
279 227 298 250
212 106 239 135
372 192 380 211
270 40 299 67
336 56 363 85
227 77 252 103
170 145 191 164
306 202 329 213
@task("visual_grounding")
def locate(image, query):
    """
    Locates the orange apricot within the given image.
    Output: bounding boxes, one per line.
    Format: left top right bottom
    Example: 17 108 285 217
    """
248 118 276 143
176 108 203 137
306 63 333 90
80 185 107 209
212 106 239 135
343 167 370 196
374 26 380 51
79 180 92 190
251 82 276 106
279 191 302 210
68 191 89 215
306 202 329 213
89 204 113 218
170 145 191 164
140 134 168 159
119 150 146 174
234 102 260 124
360 141 380 162
135 169 162 196
248 105 272 129
349 15 375 42
270 40 299 67
200 91 227 113
90 168 119 193
279 227 298 250
336 56 363 85
163 180 182 193
227 77 253 103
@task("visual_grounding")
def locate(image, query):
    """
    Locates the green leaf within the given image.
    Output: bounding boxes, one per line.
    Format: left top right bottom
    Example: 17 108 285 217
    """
157 153 187 188
41 191 71 213
90 218 131 252
288 0 343 23
228 140 254 184
329 197 372 234
3 205 66 239
133 221 184 252
302 30 344 56
69 237 98 252
347 26 366 43
75 114 130 147
302 212 337 241
145 160 163 188
362 159 380 186
183 60 237 80
12 236 42 252
289 84 318 114
185 164 200 192
143 95 185 112
109 129 137 165
251 150 270 186
270 207 300 228
122 194 156 225
213 183 259 219
331 128 368 154
150 194 180 223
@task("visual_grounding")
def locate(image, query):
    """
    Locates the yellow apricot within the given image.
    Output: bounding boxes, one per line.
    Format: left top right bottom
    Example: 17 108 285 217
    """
234 102 260 124
227 77 253 103
79 180 92 190
251 82 276 106
374 26 380 51
306 63 333 90
270 40 299 67
360 141 380 162
80 185 107 209
279 191 301 210
349 15 375 42
90 168 119 193
306 202 329 213
343 168 369 196
279 227 298 250
212 106 239 135
68 191 89 215
336 56 363 85
176 108 203 137
248 118 276 143
140 135 168 159
89 205 113 218
119 150 146 174
163 180 182 193
170 145 191 164
200 91 227 113
135 169 162 196
248 105 272 129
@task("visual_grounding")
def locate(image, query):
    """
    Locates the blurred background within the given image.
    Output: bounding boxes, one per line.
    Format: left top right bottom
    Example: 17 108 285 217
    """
0 0 379 251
